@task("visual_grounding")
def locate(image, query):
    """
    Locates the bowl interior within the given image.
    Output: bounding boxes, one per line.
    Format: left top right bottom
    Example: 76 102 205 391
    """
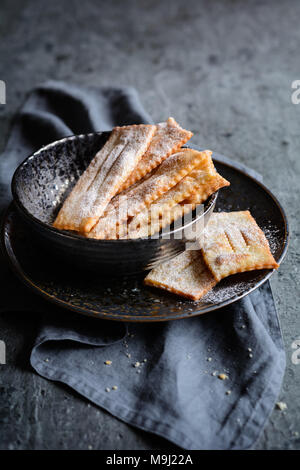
13 132 111 226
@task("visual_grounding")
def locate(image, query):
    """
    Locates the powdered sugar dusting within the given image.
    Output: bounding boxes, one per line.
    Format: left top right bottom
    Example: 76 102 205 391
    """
261 223 281 254
54 124 155 231
118 117 193 192
200 279 251 304
89 149 205 238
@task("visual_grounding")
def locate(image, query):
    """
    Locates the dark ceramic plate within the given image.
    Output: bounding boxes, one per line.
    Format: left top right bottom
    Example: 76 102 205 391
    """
1 157 289 322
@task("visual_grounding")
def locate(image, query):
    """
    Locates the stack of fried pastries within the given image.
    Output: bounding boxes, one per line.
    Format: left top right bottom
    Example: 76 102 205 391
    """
144 211 279 300
53 118 230 239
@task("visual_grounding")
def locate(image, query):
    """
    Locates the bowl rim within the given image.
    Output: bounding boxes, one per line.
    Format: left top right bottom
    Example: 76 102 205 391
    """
11 132 218 244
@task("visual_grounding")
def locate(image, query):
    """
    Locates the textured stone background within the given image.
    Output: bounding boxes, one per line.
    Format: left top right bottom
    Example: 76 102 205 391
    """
0 0 299 450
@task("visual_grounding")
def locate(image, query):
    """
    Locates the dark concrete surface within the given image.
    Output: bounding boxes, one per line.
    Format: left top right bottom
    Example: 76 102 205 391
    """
0 0 299 450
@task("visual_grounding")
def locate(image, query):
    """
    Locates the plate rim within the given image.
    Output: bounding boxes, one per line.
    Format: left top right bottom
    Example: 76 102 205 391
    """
2 157 290 322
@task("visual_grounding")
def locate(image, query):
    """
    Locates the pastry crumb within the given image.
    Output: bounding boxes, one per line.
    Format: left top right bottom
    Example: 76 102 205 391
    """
276 401 287 411
218 373 228 380
104 360 112 365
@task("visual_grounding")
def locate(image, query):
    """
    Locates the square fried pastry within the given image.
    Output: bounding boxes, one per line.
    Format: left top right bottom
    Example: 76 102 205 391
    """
144 210 279 301
200 211 279 282
144 251 217 301
53 123 156 233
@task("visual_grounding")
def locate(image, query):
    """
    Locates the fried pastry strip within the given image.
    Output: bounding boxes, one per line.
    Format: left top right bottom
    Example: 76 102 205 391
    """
144 251 217 301
118 117 193 193
200 211 279 281
87 149 209 239
126 153 230 238
53 124 156 233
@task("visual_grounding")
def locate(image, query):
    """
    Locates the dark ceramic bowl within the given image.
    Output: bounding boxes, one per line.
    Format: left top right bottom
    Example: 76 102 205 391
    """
11 132 218 275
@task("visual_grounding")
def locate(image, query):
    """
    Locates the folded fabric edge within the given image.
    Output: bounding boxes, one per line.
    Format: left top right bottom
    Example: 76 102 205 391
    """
29 355 195 450
30 305 286 451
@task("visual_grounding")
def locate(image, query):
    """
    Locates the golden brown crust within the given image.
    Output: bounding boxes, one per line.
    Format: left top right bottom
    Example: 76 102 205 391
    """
180 175 229 206
144 211 279 301
117 117 193 193
200 211 279 281
53 124 156 233
87 149 209 239
126 153 230 238
144 251 217 301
